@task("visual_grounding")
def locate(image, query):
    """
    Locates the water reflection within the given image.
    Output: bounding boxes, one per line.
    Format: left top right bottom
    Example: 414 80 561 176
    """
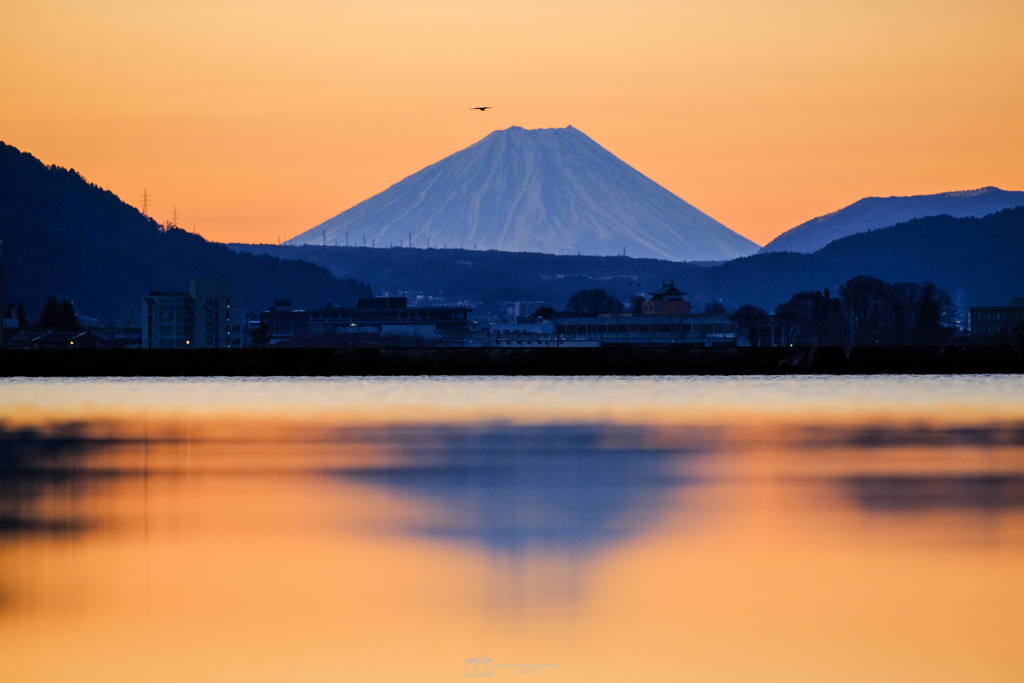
841 474 1024 512
331 424 704 556
798 422 1024 448
2 376 1024 682
0 424 113 536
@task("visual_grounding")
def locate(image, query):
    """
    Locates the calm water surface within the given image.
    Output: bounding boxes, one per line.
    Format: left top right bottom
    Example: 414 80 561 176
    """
2 376 1023 682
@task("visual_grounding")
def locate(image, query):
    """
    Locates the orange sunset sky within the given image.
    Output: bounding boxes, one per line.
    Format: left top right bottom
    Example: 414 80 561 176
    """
2 0 1022 247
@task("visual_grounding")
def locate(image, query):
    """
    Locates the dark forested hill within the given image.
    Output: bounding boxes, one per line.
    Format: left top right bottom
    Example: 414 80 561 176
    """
699 208 1024 309
234 208 1024 314
0 142 368 321
230 242 718 316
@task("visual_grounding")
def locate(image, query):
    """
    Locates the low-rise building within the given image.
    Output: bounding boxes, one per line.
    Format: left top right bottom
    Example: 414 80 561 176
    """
970 298 1024 336
260 297 472 347
30 330 101 349
555 315 738 346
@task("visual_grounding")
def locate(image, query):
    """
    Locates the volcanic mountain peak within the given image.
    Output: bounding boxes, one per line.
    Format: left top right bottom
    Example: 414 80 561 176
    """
287 126 758 262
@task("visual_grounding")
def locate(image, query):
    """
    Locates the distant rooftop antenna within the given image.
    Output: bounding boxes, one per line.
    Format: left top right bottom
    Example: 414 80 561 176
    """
140 189 151 217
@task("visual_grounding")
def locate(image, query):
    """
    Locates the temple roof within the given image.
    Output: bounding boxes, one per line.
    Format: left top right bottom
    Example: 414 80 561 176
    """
649 281 686 299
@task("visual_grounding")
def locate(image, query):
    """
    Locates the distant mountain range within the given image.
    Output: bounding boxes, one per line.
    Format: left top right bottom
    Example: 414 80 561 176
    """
0 142 367 321
288 126 759 262
761 187 1024 254
235 207 1024 315
4 137 1020 324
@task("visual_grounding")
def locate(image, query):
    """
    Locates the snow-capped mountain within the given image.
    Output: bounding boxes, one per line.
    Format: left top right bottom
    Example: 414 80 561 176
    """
760 187 1024 254
288 126 758 262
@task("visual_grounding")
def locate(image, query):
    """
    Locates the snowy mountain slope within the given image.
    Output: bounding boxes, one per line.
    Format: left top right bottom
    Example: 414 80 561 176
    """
760 187 1024 254
288 126 758 262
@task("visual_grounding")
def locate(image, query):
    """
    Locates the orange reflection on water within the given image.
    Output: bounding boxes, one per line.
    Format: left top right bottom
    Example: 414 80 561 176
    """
2 377 1024 682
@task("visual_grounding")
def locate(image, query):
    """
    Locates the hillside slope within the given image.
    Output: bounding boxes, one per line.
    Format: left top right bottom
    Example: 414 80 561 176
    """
0 142 367 321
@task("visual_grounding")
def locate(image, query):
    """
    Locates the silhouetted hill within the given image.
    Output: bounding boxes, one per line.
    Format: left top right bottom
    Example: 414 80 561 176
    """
231 243 717 316
700 208 1024 308
0 142 368 321
760 187 1024 254
234 208 1024 314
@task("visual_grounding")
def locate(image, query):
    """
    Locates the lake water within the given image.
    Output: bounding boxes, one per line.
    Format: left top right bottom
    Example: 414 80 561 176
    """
2 376 1023 682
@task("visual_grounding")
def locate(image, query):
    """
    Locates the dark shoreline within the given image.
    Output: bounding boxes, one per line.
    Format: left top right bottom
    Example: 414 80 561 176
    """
1 346 1022 377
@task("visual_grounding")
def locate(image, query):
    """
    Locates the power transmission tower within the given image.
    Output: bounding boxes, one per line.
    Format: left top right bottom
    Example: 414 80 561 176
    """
346 230 349 247
140 189 152 217
170 206 180 228
323 230 326 246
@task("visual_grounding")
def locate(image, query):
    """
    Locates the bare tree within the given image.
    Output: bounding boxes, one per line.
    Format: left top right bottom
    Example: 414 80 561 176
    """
840 275 889 346
564 289 625 316
703 301 727 315
731 304 770 346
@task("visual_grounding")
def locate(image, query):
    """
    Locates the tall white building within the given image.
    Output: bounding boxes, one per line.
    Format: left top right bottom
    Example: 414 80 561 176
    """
142 292 194 349
190 278 244 348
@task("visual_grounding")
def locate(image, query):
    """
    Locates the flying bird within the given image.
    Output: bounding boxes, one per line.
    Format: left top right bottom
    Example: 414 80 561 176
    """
470 106 491 111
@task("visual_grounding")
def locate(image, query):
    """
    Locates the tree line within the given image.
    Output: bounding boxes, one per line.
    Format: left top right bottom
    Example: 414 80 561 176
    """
4 295 81 333
772 275 955 346
552 275 959 347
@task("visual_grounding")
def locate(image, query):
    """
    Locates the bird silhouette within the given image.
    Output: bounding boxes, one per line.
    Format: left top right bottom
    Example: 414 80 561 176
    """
470 106 491 111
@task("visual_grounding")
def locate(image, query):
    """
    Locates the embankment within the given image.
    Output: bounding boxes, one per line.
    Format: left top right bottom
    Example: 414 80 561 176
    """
1 346 1022 377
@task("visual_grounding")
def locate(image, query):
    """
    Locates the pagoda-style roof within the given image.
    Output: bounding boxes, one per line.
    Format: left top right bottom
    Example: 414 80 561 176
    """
649 281 686 299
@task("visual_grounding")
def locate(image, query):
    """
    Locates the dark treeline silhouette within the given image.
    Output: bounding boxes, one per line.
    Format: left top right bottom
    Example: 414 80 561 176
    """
38 295 81 332
0 142 369 321
233 208 1024 316
774 276 955 346
563 289 625 316
731 305 771 346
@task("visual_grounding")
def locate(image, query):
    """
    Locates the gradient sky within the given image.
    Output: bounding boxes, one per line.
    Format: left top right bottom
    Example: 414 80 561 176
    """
2 0 1022 246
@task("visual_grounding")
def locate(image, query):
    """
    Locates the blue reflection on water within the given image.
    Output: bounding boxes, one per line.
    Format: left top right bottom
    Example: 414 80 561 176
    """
329 424 708 557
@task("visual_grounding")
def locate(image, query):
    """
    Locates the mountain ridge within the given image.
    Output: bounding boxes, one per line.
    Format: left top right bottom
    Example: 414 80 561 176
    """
761 186 1024 254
